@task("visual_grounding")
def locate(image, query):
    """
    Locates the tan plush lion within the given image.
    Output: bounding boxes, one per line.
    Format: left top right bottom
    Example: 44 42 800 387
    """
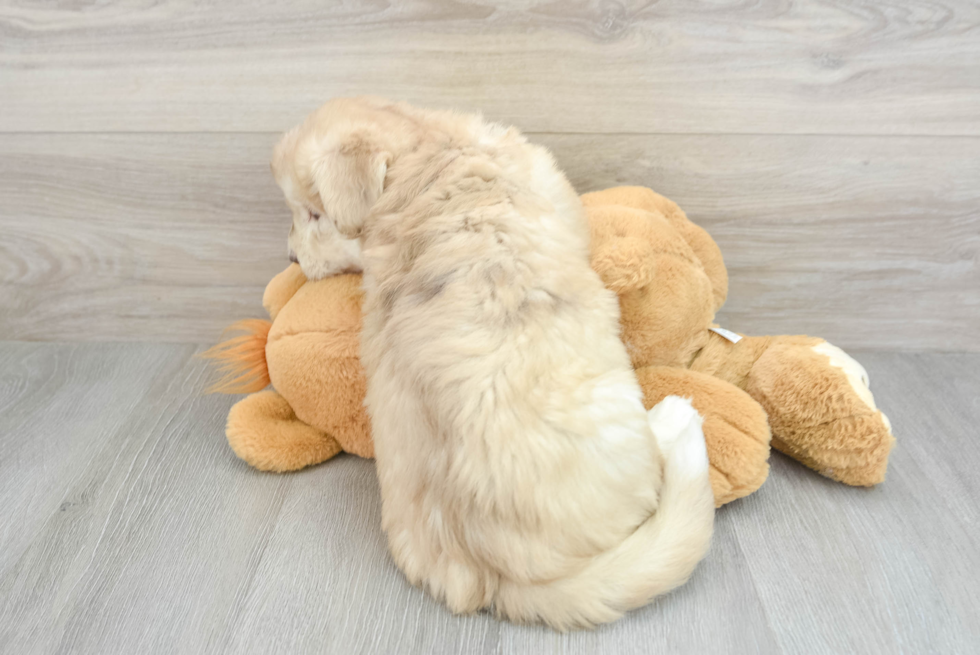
206 186 894 505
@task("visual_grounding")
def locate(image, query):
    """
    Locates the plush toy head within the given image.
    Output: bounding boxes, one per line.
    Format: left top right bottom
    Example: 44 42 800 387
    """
584 187 724 369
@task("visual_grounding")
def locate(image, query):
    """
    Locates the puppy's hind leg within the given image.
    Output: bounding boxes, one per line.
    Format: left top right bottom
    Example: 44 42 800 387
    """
430 554 498 616
388 523 495 615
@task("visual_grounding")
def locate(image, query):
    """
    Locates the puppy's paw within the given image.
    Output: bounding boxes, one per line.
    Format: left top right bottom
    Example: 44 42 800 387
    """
648 396 703 456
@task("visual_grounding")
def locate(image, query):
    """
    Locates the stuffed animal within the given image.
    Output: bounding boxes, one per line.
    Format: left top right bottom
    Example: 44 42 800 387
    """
205 187 894 506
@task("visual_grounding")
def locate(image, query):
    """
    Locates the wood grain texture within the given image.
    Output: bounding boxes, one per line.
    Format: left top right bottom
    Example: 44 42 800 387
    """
731 351 980 654
0 343 978 654
2 133 976 349
0 134 287 342
0 343 293 653
2 1 979 134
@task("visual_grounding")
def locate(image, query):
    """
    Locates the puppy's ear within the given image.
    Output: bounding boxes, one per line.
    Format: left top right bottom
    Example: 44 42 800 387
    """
312 131 389 238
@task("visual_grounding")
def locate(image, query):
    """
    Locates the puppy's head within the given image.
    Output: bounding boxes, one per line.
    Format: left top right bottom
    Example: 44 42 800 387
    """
272 97 402 280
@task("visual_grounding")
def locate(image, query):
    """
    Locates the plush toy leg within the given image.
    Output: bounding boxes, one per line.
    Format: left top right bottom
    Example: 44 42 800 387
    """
753 338 894 486
693 333 895 486
637 367 771 506
226 390 343 472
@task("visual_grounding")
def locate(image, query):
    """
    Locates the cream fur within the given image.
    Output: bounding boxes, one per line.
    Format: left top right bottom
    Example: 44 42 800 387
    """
272 97 715 630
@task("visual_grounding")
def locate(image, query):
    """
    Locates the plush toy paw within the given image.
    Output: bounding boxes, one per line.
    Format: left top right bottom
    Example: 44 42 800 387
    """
810 341 893 433
226 390 342 472
746 337 894 487
639 367 771 506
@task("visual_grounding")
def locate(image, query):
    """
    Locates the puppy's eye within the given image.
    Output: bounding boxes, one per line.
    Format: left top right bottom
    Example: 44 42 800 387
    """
309 210 320 221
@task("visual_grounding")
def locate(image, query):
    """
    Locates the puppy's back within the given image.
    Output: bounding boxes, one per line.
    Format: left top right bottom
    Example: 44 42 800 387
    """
361 113 714 629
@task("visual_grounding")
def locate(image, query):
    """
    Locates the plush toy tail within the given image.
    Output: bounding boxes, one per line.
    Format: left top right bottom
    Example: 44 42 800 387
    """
200 319 272 394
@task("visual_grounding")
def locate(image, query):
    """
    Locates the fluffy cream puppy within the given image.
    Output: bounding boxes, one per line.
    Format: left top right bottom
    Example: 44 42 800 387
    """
272 97 715 630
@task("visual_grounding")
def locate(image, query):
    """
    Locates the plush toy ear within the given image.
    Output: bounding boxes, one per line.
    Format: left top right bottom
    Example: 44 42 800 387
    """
588 208 661 293
312 132 389 239
591 236 657 293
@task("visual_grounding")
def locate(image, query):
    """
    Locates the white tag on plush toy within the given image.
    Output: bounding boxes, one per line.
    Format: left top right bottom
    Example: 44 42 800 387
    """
709 327 743 343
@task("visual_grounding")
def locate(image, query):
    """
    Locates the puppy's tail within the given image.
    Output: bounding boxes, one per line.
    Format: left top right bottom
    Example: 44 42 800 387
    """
493 397 715 631
200 319 272 394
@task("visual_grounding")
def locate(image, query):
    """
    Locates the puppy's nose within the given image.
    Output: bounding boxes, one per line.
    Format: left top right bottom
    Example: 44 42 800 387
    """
288 251 299 264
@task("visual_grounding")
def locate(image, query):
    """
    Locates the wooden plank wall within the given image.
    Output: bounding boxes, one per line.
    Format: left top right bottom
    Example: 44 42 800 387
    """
2 1 978 349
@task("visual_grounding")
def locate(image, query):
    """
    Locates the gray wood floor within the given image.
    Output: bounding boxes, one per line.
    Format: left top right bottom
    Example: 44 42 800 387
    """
1 342 977 654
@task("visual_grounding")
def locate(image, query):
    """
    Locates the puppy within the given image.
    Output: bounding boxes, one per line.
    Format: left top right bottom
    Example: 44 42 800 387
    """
272 97 715 629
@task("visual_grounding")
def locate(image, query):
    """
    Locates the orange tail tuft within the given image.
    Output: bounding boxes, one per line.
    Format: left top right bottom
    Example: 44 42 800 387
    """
200 319 272 394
